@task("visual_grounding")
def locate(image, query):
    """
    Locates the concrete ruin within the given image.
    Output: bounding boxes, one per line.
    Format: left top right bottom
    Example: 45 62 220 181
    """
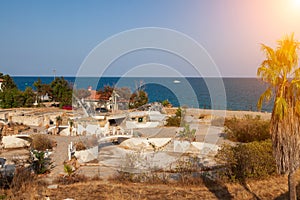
2 135 31 149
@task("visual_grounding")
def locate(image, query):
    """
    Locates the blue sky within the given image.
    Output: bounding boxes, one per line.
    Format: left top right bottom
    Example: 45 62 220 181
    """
1 0 300 77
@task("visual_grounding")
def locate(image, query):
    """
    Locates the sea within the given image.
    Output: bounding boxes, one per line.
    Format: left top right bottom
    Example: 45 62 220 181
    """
12 76 272 112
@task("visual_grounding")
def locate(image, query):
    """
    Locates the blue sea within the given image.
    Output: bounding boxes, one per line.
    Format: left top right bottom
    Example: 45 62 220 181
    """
12 76 272 112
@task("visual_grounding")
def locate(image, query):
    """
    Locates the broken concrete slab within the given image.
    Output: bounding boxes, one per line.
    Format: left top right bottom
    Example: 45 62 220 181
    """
2 135 31 149
74 146 98 163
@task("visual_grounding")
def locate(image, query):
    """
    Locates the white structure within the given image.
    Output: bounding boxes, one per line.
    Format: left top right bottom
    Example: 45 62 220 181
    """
126 111 167 129
74 146 98 163
2 135 31 149
0 78 4 91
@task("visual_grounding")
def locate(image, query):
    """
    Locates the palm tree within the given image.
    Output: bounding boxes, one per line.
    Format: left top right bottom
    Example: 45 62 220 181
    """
257 33 300 200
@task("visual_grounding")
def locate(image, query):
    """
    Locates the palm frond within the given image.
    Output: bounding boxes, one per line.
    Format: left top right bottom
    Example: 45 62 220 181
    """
274 97 288 119
257 87 273 111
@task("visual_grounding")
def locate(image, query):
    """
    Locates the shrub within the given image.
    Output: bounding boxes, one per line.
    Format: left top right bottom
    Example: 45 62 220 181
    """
165 116 181 127
30 150 54 174
31 134 55 151
177 124 196 141
166 107 184 127
224 115 270 143
215 139 276 182
3 167 47 199
64 164 74 176
10 167 34 191
161 99 172 107
74 141 87 151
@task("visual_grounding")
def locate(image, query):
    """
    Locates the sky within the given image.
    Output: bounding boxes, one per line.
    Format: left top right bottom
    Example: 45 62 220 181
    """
1 0 300 77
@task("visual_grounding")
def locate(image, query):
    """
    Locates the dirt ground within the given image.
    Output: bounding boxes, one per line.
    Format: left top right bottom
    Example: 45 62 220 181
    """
10 170 298 200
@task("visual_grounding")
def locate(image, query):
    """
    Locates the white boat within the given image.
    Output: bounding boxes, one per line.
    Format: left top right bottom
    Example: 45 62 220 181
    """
173 80 181 84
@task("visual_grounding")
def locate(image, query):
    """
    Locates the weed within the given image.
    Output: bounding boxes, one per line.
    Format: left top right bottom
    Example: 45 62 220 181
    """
31 134 56 151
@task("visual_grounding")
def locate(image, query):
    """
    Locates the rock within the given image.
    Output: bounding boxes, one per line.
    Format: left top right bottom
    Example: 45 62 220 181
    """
47 184 58 189
2 135 31 149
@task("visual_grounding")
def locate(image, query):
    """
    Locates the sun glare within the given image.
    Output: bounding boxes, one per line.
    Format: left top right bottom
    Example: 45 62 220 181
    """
294 0 300 6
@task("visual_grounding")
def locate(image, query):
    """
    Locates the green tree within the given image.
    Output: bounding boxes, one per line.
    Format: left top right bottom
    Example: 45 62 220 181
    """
0 73 17 90
33 78 42 103
50 77 72 106
0 88 24 108
257 33 300 200
0 73 31 108
23 87 35 107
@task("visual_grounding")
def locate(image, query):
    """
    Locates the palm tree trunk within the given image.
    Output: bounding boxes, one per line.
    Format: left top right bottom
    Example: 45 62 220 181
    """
288 170 297 200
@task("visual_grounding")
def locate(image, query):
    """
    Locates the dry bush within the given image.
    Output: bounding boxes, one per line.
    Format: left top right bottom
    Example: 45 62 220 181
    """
215 139 276 182
54 173 88 185
112 171 169 184
224 115 270 143
31 134 56 151
4 167 47 200
166 107 184 127
74 141 86 151
10 167 34 192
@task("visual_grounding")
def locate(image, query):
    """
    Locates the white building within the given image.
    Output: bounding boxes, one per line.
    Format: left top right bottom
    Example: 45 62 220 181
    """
0 78 4 91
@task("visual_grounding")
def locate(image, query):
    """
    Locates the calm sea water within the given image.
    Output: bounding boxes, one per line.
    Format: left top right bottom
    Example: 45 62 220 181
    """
12 76 272 112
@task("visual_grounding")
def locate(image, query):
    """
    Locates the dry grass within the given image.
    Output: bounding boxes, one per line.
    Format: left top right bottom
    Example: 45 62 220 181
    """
3 159 300 199
2 170 299 200
43 173 299 200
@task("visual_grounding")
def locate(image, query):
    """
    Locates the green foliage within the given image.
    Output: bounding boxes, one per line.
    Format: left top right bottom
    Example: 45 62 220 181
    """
50 77 72 106
0 73 20 108
33 78 42 97
0 73 17 90
165 116 181 127
224 115 270 143
31 150 54 174
64 164 74 176
216 140 276 182
33 78 53 103
0 73 74 108
0 88 24 108
23 87 35 107
177 124 196 141
129 90 148 109
0 73 23 108
162 99 172 107
175 107 183 117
